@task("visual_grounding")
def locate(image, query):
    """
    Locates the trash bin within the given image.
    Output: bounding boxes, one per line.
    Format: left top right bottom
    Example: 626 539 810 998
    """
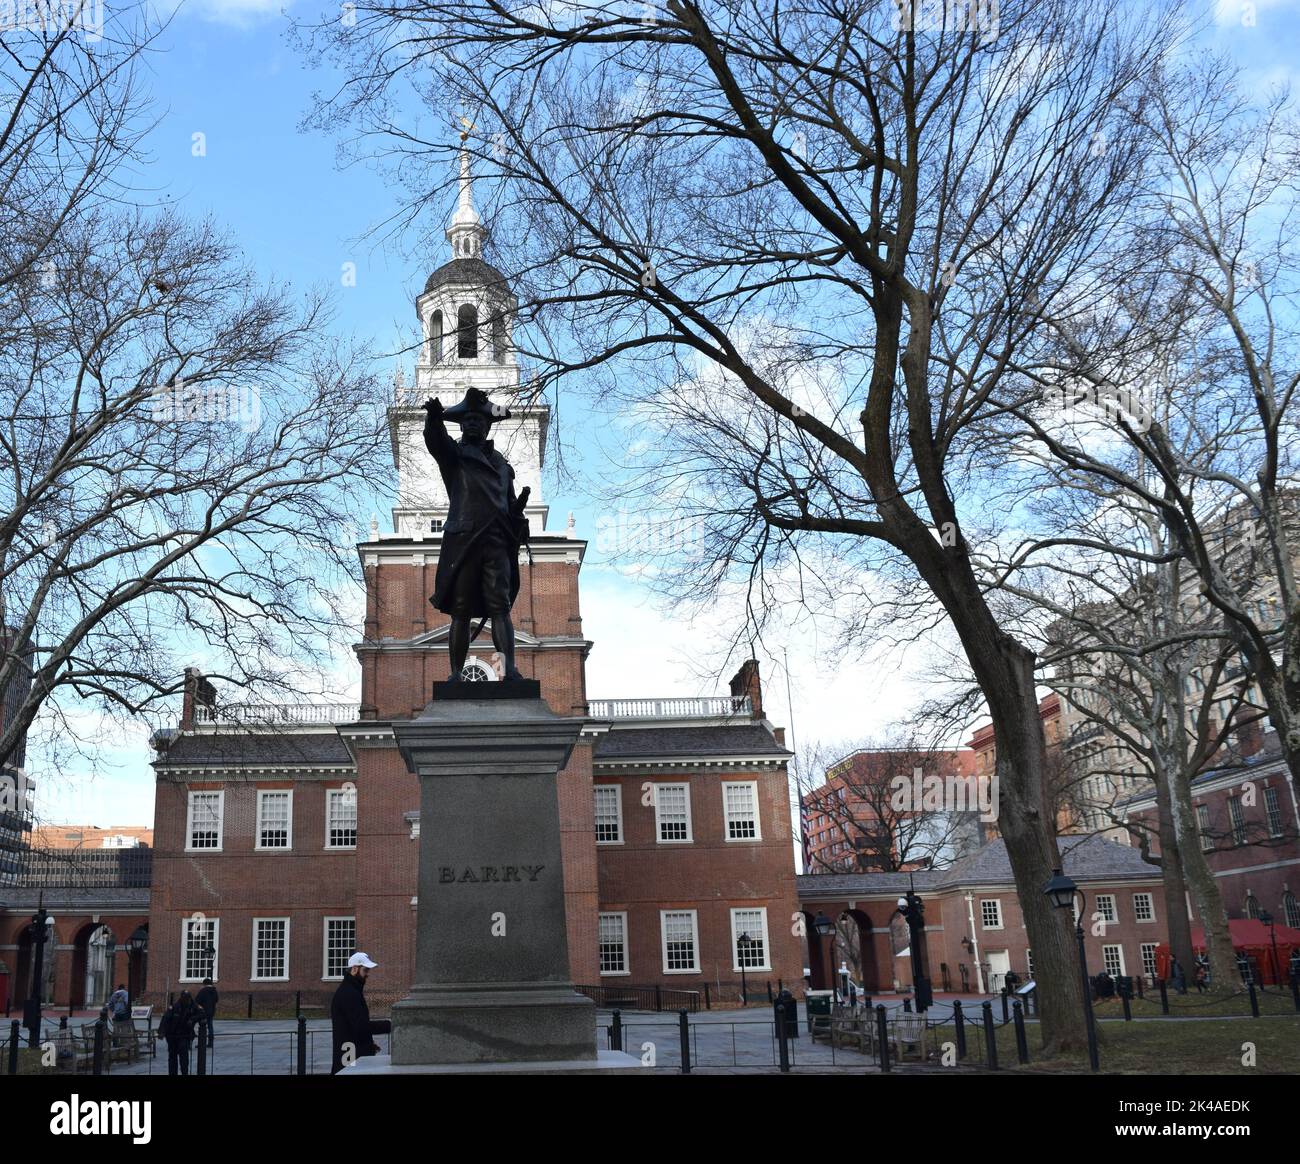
773 989 799 1040
805 989 833 1036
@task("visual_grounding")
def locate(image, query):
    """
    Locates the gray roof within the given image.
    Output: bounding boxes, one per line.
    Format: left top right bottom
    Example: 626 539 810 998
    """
423 257 509 295
594 723 790 761
1 887 149 909
796 834 1157 899
155 732 354 768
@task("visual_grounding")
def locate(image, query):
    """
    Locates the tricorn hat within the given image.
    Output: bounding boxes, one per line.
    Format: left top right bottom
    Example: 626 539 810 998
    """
442 386 509 426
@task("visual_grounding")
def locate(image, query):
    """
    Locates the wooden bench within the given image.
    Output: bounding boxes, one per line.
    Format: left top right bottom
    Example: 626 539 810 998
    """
888 1013 931 1062
831 1013 873 1055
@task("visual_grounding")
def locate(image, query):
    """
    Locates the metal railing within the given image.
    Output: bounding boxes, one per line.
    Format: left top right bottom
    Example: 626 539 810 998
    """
194 704 360 725
587 696 751 720
576 983 702 1013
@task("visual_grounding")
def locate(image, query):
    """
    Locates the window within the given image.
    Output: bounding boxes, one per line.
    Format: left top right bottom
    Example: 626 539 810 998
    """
430 310 443 362
598 913 628 975
1196 804 1213 850
1025 949 1034 978
594 785 622 844
327 787 357 849
1133 893 1155 923
1227 795 1247 845
324 917 357 980
1140 943 1158 978
980 899 1003 929
181 916 219 982
491 312 507 364
661 910 699 973
1264 786 1284 837
1102 944 1125 977
723 782 760 841
654 783 692 843
457 303 478 358
1246 893 1261 920
1095 894 1118 925
256 790 292 850
186 791 223 851
1284 892 1300 930
731 908 771 971
252 918 289 981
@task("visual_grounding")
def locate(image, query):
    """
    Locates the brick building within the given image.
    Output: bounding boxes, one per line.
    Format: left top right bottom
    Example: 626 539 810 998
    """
141 167 803 1008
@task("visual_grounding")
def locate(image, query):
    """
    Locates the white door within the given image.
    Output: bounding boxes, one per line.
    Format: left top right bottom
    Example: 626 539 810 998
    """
987 950 1011 993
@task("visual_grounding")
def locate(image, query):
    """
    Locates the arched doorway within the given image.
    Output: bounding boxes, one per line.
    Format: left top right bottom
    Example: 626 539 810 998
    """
13 917 57 1007
844 908 881 993
805 908 844 990
72 923 117 1009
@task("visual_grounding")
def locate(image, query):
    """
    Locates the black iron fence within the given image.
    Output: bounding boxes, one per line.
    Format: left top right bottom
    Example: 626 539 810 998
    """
576 983 702 1013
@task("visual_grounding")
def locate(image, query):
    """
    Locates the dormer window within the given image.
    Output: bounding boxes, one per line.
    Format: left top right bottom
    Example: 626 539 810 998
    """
457 303 478 358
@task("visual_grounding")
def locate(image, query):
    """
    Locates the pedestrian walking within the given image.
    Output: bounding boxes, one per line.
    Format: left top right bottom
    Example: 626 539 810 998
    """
330 952 391 1074
195 977 218 1049
160 992 200 1076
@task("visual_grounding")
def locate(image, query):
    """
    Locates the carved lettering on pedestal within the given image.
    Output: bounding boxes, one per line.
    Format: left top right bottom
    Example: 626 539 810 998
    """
437 864 545 884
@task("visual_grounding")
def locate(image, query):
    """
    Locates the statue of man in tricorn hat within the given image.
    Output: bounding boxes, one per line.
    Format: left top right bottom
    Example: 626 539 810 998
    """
422 388 531 680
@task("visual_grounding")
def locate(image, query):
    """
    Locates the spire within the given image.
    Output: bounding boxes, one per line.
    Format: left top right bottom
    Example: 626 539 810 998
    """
446 124 488 260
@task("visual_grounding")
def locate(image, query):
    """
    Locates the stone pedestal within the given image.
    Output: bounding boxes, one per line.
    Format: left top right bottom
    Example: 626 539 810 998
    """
386 681 601 1066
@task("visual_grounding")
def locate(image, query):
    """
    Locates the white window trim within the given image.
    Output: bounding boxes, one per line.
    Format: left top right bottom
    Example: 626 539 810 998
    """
322 916 356 981
1095 893 1118 925
1133 892 1156 924
255 789 294 852
730 907 772 972
660 909 700 974
722 781 762 843
179 916 220 983
185 789 224 853
980 899 1003 930
1140 942 1159 977
1101 943 1126 976
325 788 358 851
598 911 630 977
594 784 624 846
251 917 291 982
654 783 693 845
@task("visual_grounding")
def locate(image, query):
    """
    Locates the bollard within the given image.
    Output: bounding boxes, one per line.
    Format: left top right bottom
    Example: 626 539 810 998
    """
1248 982 1260 1018
776 1002 791 1073
610 1009 623 1052
247 993 254 1019
982 1001 998 1071
8 1020 19 1075
297 1014 307 1075
876 1005 890 1074
863 994 872 1014
59 1015 67 1030
295 990 302 1019
1158 978 1169 1015
1012 1000 1028 1064
197 1018 208 1075
92 1018 105 1076
1136 976 1144 1000
1291 973 1300 1013
953 1000 966 1060
655 984 662 1013
703 983 711 1011
1122 991 1132 1022
678 1009 691 1075
767 981 774 1004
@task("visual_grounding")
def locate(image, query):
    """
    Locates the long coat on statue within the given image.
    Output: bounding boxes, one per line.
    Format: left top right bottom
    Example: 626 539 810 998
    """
424 408 525 618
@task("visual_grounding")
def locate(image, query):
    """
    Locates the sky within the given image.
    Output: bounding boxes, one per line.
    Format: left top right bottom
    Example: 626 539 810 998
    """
29 0 1300 827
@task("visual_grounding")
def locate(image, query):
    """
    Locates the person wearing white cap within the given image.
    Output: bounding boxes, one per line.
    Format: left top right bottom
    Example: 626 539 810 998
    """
330 951 390 1074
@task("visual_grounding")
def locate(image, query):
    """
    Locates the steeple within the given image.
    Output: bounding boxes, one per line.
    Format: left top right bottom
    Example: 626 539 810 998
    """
446 130 488 260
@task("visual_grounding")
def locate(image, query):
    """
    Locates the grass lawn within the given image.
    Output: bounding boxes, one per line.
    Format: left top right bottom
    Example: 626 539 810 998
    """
929 1010 1300 1074
1118 987 1298 1019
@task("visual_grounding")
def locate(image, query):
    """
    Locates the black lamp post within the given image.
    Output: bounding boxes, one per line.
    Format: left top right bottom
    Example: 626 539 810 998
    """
1259 910 1281 985
128 926 148 998
737 932 751 1006
895 888 933 1011
23 898 51 1048
812 912 836 991
202 940 216 981
1044 867 1099 1072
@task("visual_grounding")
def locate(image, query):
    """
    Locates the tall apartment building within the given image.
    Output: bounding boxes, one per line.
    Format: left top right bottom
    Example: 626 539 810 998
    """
0 625 34 886
143 168 803 1006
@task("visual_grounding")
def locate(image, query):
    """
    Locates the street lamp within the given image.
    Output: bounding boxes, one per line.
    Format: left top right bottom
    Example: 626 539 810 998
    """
895 888 933 1011
738 933 753 1004
813 912 836 992
128 926 148 999
1259 910 1281 985
1044 867 1099 1072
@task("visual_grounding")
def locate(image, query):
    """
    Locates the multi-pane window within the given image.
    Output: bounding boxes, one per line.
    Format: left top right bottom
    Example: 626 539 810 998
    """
182 916 219 981
723 782 760 841
1025 949 1034 978
1264 786 1284 837
1102 945 1125 977
654 784 692 843
594 785 622 844
980 899 1002 929
1196 804 1213 850
1284 892 1300 930
324 918 357 979
256 790 292 850
186 791 223 850
1133 893 1155 923
1095 894 1118 925
1227 795 1247 846
661 910 699 973
1140 943 1158 979
598 913 628 975
1246 893 1261 920
327 788 357 849
253 918 289 980
731 908 770 971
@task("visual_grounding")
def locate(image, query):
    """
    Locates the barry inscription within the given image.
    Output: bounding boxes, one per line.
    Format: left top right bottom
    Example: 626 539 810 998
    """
438 864 544 884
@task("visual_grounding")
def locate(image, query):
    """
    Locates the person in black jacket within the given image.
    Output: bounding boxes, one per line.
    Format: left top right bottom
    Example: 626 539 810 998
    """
194 978 218 1049
161 992 201 1076
331 952 390 1074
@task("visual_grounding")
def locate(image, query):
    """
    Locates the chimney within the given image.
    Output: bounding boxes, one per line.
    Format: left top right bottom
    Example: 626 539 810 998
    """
181 667 217 730
773 726 786 747
728 658 763 720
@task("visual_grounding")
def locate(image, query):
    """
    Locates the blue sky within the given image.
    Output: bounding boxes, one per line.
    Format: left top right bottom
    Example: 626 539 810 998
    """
33 0 1300 826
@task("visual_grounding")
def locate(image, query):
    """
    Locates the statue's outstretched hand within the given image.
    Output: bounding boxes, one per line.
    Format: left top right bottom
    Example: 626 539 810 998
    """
423 397 443 414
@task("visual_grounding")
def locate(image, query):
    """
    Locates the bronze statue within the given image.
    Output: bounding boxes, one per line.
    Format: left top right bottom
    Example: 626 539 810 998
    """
422 388 530 681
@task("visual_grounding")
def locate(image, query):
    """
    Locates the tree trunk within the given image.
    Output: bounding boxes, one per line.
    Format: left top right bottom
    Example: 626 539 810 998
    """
1154 772 1196 983
1169 765 1237 989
